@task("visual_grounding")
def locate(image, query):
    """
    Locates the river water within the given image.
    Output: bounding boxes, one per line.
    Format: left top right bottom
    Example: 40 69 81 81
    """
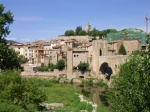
72 83 109 107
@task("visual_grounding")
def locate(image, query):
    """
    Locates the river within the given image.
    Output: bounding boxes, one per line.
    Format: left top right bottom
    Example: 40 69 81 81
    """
72 83 110 108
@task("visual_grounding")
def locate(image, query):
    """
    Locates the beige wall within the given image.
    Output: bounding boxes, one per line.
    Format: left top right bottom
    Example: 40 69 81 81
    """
123 40 141 54
99 55 127 75
55 36 93 42
67 50 74 79
72 51 88 67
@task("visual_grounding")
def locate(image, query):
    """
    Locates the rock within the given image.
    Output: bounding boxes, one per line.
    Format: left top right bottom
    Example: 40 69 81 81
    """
41 103 63 110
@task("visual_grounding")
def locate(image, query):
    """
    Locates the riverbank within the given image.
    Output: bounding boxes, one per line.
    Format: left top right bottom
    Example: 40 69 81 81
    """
36 78 109 112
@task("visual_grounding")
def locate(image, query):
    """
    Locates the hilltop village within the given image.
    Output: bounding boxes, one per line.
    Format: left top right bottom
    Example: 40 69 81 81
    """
7 23 147 80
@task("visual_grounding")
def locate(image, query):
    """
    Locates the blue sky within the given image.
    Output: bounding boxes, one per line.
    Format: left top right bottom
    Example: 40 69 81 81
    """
1 0 150 43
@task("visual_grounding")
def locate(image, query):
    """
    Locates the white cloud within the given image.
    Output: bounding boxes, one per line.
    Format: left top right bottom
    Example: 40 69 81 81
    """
15 16 42 21
20 38 34 42
5 37 17 40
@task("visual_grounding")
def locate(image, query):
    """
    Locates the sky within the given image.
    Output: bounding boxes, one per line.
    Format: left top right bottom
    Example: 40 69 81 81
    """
1 0 150 43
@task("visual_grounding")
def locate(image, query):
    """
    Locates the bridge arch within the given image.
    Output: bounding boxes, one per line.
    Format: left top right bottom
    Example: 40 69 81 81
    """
99 62 113 80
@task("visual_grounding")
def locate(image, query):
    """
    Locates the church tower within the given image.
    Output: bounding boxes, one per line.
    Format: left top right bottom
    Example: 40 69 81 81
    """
85 22 91 33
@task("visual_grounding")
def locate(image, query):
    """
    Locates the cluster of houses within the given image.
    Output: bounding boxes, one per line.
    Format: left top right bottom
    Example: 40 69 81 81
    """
7 27 147 79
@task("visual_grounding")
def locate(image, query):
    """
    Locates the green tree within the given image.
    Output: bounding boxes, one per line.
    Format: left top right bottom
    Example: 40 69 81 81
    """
0 4 22 70
79 30 86 36
56 59 65 70
65 30 69 36
77 62 89 72
64 30 75 36
118 44 127 55
0 4 13 40
48 62 56 71
18 55 27 64
75 26 82 35
109 29 117 33
0 70 46 111
107 37 150 111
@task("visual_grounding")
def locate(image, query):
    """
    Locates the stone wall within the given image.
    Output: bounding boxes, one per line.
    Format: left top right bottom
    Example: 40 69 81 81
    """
55 36 93 42
21 70 66 78
123 39 141 54
99 55 127 75
21 63 66 78
72 52 88 67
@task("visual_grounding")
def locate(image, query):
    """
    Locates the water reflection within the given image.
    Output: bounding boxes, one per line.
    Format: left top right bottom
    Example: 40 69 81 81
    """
73 83 109 106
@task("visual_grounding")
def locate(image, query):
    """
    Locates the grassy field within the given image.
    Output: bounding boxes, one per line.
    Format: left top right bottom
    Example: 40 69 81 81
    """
36 78 109 112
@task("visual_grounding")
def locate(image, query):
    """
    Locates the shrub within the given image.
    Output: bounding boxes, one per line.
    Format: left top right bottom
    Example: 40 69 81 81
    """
107 51 150 111
48 62 56 71
118 44 127 55
97 79 106 87
0 102 25 112
37 66 48 72
56 59 65 71
0 70 46 111
77 62 89 72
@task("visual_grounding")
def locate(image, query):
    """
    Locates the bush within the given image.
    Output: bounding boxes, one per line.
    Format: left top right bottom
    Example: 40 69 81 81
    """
37 66 48 72
0 102 25 112
107 51 150 111
48 62 56 71
0 70 46 111
97 79 106 87
56 59 65 71
118 44 127 55
77 62 89 72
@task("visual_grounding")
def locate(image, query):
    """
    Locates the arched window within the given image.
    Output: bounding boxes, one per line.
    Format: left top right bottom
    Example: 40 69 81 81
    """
100 49 102 56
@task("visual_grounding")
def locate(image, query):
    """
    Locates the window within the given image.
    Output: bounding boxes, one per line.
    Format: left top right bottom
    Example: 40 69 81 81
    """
100 49 102 56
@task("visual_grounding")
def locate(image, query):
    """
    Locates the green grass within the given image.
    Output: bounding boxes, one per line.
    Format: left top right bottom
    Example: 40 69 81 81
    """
42 84 93 111
35 78 109 112
96 104 109 112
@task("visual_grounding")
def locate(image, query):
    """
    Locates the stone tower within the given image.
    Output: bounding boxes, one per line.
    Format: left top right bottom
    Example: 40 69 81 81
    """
85 22 91 33
66 50 73 79
92 40 107 77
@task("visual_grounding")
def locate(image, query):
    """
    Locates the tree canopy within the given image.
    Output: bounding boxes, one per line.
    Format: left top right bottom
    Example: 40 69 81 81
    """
64 25 117 39
0 4 13 40
0 4 22 70
75 26 82 35
107 37 150 111
118 44 127 55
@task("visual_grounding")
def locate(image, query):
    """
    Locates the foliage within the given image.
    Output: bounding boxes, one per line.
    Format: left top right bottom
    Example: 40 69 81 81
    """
0 4 14 39
64 30 75 36
41 80 93 111
64 25 117 39
18 55 27 64
96 104 109 112
75 26 82 35
0 4 22 71
48 62 56 71
96 79 106 87
0 44 22 70
37 65 48 72
0 70 46 111
107 41 150 111
34 78 53 87
78 62 89 72
56 59 65 70
79 30 86 35
118 44 127 55
0 102 25 112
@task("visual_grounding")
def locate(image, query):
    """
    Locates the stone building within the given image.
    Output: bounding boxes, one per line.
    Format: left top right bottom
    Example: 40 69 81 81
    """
85 22 91 33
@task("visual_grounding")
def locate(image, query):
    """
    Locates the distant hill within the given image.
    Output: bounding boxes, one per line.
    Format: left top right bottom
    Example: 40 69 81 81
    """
5 39 22 44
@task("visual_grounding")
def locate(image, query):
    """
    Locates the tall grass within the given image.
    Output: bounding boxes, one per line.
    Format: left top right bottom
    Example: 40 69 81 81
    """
39 79 93 111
